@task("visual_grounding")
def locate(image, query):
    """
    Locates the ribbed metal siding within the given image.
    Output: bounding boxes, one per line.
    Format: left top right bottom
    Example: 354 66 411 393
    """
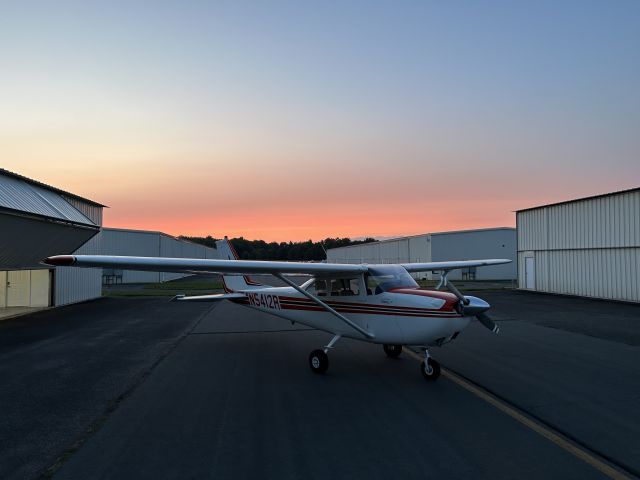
517 190 640 302
100 229 218 283
0 174 94 225
432 229 517 280
100 229 162 282
327 234 433 266
55 233 102 306
62 196 103 226
327 230 517 280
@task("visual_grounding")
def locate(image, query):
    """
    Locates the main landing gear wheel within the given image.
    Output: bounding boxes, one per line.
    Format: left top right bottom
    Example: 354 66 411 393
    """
420 358 441 381
383 344 403 358
309 349 329 374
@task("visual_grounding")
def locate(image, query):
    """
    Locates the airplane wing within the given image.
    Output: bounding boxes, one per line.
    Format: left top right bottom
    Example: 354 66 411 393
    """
43 255 369 277
401 259 511 273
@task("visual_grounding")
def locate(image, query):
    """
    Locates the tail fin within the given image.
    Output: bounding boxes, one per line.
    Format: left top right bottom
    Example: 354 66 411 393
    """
216 237 263 292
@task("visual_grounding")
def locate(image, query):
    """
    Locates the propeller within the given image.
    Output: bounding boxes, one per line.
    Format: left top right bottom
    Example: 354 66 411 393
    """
436 271 500 334
475 312 500 334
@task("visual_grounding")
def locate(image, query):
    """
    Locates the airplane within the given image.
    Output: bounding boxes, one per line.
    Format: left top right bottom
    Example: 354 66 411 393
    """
44 237 511 381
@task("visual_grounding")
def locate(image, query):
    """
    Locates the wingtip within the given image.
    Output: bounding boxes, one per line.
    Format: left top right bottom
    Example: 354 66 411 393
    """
42 255 76 266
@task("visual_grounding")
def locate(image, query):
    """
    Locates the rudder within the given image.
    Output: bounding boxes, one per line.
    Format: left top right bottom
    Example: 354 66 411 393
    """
216 237 263 292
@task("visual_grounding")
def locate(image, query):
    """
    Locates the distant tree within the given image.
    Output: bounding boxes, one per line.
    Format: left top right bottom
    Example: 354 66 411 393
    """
180 235 377 261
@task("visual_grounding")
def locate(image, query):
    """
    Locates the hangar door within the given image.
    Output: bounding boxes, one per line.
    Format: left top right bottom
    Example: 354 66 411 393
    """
525 257 535 289
0 270 51 308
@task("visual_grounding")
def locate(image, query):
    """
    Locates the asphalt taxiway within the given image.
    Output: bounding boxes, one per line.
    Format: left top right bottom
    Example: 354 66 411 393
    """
1 292 638 479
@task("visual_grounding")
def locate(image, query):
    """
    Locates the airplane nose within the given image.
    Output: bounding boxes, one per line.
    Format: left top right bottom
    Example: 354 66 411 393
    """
459 296 490 316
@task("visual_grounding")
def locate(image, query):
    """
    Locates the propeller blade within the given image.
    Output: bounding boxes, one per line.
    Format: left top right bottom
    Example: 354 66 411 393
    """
476 312 500 334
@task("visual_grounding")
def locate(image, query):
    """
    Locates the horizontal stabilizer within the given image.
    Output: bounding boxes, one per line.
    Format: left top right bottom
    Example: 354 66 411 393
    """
170 293 246 302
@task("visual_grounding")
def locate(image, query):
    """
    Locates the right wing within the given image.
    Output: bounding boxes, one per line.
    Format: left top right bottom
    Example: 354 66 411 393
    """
402 259 511 273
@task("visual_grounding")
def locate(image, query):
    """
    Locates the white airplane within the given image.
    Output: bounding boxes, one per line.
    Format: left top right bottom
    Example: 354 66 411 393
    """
44 238 511 381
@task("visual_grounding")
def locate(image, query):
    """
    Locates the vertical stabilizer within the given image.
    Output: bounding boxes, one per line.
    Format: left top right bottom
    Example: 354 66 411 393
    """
216 237 263 291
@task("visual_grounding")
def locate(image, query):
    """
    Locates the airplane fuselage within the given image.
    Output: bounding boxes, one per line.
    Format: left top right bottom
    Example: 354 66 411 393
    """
231 286 473 346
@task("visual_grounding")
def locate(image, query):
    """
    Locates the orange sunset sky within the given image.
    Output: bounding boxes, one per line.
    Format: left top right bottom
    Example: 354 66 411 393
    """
2 3 639 242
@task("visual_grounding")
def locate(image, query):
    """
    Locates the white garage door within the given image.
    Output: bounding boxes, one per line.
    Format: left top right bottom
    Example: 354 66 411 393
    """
30 270 50 307
7 270 30 306
2 270 51 308
0 271 6 307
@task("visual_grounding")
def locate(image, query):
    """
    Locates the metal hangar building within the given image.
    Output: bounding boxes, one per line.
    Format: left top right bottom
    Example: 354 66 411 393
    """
0 168 104 315
100 227 217 284
517 187 640 302
0 169 219 319
327 227 517 281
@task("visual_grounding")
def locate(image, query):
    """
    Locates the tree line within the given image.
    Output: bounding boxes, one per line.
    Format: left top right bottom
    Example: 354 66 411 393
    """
179 235 377 261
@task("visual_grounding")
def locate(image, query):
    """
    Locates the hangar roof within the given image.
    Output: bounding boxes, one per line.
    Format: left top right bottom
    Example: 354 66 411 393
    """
0 169 103 268
0 168 106 208
0 169 101 226
515 186 640 213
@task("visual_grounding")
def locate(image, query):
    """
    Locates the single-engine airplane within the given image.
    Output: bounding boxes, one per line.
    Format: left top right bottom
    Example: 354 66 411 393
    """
44 238 511 381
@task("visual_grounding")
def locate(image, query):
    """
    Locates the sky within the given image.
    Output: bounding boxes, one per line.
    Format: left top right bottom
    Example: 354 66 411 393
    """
1 1 639 241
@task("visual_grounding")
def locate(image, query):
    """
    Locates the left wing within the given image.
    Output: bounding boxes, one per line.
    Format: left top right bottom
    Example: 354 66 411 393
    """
402 259 511 273
43 254 368 277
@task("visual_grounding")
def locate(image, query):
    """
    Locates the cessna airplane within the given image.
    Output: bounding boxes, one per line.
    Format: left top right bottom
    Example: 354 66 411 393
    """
44 238 510 381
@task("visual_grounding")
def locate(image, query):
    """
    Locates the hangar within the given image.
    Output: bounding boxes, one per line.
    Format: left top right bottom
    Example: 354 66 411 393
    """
0 168 104 317
100 227 217 284
517 187 640 302
0 168 219 320
327 228 517 280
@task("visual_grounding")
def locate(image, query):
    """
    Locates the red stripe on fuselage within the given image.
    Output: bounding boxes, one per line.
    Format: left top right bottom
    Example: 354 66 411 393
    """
279 303 462 318
277 295 457 314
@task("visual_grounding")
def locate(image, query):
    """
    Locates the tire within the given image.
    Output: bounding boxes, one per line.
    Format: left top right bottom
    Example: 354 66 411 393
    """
383 344 403 358
420 358 441 381
309 349 329 374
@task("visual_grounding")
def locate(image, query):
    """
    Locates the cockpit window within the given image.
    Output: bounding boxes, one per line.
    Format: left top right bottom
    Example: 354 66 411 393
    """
367 266 418 294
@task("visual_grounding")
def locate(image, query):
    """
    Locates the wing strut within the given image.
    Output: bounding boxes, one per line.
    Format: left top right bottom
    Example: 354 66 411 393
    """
274 274 375 340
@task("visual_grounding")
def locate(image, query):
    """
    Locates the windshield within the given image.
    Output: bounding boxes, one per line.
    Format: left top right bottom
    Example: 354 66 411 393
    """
367 265 418 294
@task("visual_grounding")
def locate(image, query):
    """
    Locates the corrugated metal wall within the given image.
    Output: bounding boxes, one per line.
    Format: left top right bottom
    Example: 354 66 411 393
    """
62 196 103 225
100 228 218 283
431 229 517 280
517 190 640 302
327 235 431 267
327 229 516 280
159 234 217 282
54 196 104 306
55 232 102 306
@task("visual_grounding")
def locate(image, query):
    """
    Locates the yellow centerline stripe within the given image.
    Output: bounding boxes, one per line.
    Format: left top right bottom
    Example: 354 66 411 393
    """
403 348 631 480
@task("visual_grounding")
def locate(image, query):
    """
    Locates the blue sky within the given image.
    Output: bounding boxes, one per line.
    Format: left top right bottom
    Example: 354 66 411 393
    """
1 1 639 240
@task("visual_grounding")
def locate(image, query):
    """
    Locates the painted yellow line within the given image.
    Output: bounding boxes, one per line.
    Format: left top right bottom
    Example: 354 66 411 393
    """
403 348 631 480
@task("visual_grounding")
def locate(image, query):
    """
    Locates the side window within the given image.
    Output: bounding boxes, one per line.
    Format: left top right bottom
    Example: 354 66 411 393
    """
366 274 381 295
312 279 328 296
349 278 360 296
329 278 360 296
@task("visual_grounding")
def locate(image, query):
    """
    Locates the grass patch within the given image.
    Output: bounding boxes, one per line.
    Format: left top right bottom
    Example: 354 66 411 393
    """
104 278 224 297
104 289 224 297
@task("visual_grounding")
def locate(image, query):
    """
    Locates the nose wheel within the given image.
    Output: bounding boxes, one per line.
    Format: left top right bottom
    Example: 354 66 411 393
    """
420 349 441 381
